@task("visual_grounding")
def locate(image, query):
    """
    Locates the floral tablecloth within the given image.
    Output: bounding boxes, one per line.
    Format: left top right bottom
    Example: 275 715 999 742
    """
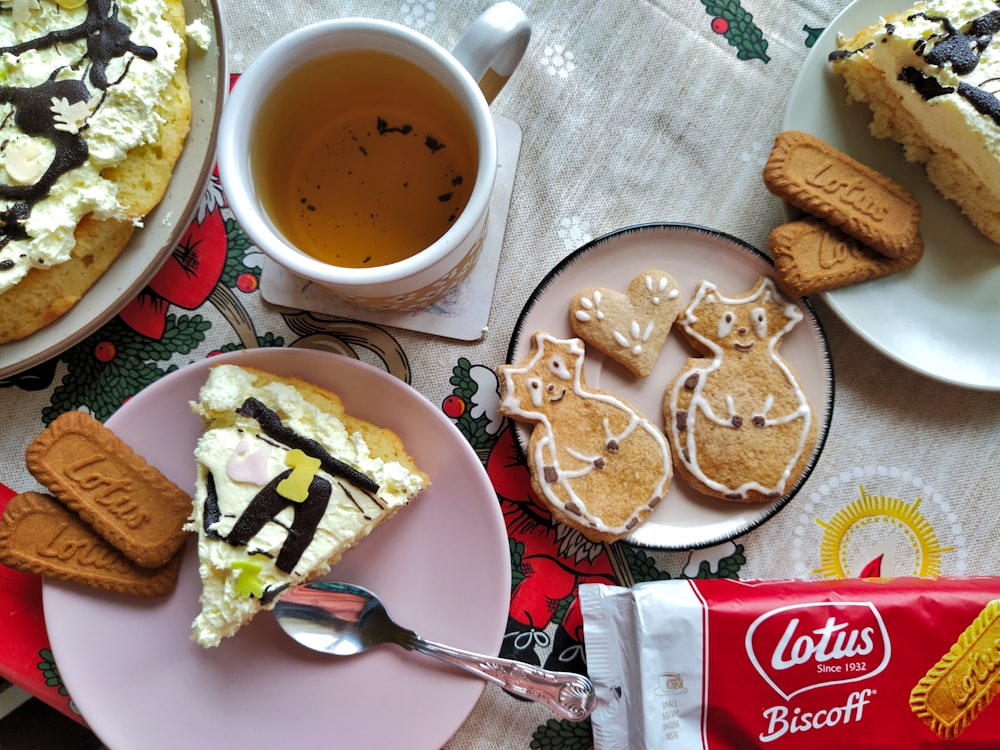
1 0 999 748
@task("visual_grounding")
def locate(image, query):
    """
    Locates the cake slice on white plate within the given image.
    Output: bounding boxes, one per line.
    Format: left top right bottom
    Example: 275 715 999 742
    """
830 0 1000 244
185 364 428 648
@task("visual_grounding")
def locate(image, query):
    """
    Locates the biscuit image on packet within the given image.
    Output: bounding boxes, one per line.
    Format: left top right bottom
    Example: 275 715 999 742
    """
909 599 1000 739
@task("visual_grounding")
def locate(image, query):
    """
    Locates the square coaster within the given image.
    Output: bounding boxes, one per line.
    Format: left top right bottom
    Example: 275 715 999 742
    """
260 116 522 342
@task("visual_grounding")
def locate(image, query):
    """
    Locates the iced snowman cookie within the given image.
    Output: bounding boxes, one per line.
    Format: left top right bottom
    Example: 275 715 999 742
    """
663 277 816 503
569 270 682 377
499 332 672 542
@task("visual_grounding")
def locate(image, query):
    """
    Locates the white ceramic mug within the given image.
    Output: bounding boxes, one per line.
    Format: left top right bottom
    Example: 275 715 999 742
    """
217 3 530 310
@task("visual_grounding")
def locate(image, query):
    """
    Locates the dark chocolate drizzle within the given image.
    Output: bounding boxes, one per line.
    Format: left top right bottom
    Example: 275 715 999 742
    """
236 398 380 493
901 8 1000 123
202 397 386 574
0 0 157 250
226 469 332 573
202 471 224 539
911 11 1000 75
959 79 1000 124
898 66 955 99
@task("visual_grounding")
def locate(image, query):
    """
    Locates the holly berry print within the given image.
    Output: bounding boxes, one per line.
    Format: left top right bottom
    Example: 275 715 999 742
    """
703 0 770 63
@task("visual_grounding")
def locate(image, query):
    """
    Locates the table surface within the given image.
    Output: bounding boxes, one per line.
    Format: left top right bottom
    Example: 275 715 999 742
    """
1 0 999 748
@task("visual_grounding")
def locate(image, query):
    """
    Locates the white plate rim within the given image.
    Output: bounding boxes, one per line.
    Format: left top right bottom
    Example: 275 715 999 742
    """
505 222 834 551
0 0 227 379
783 0 1000 391
41 347 511 750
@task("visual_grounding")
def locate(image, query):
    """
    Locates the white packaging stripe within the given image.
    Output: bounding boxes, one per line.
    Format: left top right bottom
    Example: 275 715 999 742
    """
581 583 708 749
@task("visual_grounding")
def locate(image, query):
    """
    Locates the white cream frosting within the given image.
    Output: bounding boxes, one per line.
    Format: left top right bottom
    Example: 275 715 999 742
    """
186 364 426 648
849 0 1000 198
0 0 182 294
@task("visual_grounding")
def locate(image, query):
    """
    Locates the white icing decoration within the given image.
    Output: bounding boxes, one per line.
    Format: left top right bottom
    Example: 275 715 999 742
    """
667 278 812 499
752 306 767 339
501 333 672 534
718 311 735 339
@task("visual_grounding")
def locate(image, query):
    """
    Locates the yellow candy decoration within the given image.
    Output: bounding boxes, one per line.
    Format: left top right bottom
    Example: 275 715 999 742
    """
231 559 265 599
55 0 88 8
277 448 321 502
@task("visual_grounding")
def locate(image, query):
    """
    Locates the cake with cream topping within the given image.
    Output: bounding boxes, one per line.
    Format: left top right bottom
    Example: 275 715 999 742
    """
830 0 1000 244
0 0 192 341
186 364 428 648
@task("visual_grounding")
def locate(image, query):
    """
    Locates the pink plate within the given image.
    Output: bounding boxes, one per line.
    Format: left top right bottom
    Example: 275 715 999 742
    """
507 223 834 550
42 348 510 750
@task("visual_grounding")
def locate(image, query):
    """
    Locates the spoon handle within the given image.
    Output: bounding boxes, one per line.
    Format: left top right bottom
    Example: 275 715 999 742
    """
409 637 596 721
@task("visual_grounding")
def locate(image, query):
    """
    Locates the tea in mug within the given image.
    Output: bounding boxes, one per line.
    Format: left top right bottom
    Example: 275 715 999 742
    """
252 49 479 268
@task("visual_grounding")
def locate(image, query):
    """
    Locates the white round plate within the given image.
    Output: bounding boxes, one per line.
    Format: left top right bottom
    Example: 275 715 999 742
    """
0 0 226 379
785 0 1000 390
43 348 510 750
507 223 833 550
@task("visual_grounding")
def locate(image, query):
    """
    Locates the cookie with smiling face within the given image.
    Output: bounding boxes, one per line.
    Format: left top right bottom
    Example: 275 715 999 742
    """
498 332 672 542
662 276 816 503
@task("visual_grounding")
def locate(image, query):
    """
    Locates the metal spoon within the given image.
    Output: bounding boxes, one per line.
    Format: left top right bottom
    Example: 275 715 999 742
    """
273 580 596 721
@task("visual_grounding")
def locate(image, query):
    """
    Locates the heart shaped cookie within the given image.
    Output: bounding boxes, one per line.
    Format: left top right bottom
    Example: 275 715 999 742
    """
569 269 682 377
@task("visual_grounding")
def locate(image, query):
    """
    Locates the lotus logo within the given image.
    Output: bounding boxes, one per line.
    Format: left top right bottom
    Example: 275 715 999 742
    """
745 602 891 700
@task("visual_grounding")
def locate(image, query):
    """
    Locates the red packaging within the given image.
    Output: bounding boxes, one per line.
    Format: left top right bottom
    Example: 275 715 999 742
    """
580 577 1000 749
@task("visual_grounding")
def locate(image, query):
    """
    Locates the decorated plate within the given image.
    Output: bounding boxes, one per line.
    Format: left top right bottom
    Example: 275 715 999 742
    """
507 223 833 550
0 0 226 379
43 347 510 750
784 0 1000 390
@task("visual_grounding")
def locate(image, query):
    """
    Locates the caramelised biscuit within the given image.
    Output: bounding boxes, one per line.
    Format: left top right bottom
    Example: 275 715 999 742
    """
910 599 1000 738
0 491 183 598
569 269 683 377
763 130 921 259
26 411 189 568
768 217 923 296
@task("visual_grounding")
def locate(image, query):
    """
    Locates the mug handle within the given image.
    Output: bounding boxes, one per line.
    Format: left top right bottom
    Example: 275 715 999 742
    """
452 1 531 103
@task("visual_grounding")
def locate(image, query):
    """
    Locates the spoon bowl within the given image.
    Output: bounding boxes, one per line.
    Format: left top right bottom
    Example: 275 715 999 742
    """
274 580 596 721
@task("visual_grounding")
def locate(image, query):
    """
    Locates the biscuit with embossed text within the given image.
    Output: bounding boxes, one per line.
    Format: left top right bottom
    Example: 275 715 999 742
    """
763 130 921 259
768 217 922 296
0 491 182 597
26 411 190 568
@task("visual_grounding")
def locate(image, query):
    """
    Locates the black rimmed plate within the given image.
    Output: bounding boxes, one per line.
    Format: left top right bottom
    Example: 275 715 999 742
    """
506 223 834 550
